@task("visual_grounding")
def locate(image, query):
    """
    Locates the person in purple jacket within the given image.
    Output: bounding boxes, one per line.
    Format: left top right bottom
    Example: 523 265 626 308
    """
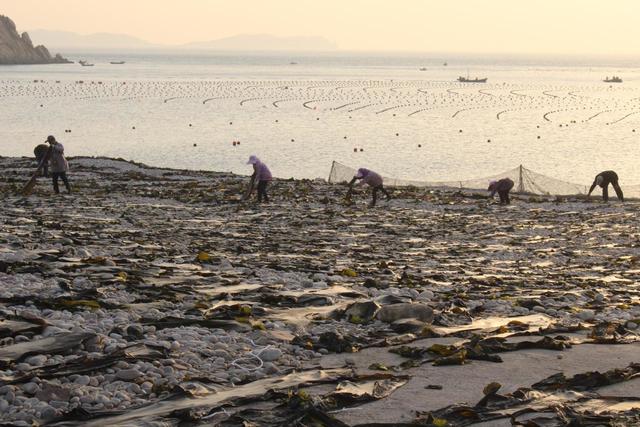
488 178 514 205
346 168 391 207
44 135 71 194
246 155 272 203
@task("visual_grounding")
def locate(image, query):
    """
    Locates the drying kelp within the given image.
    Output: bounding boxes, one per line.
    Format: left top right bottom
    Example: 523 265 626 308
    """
411 364 640 426
49 369 410 426
1 156 640 425
532 363 640 392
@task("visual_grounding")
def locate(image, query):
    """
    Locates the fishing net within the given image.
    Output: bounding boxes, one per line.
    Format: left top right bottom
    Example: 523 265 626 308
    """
328 161 640 198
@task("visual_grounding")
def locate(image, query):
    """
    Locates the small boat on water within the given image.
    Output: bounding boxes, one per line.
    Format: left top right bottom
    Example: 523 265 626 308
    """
79 60 95 67
110 61 126 65
419 67 427 71
458 76 487 83
603 76 622 83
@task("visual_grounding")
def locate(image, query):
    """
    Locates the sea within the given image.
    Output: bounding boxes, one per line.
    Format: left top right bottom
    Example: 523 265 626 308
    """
1 50 640 185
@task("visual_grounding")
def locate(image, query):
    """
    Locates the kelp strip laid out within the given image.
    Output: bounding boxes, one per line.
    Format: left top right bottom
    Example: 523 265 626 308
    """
0 156 639 425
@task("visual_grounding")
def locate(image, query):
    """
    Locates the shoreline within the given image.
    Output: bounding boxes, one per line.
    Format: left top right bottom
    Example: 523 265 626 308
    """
0 156 639 425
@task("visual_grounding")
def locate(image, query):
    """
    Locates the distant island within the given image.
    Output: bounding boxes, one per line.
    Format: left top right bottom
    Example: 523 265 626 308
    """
28 29 338 52
0 15 70 65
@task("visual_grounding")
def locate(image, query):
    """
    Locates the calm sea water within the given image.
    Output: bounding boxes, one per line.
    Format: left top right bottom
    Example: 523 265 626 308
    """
1 51 640 185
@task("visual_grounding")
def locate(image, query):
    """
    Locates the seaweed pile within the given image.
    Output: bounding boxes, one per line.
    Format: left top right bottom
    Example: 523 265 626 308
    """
0 156 639 426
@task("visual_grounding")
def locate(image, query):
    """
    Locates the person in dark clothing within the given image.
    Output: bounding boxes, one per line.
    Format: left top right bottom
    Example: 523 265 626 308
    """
588 170 623 202
488 178 515 205
34 144 49 177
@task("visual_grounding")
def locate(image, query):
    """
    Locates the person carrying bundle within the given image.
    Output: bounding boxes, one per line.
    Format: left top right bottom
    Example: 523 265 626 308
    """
346 168 391 207
34 144 49 177
488 178 514 205
245 155 272 203
588 170 623 202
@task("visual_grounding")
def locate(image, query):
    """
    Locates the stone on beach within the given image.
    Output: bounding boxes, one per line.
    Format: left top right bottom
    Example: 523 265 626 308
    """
116 369 142 381
376 303 434 323
260 348 283 362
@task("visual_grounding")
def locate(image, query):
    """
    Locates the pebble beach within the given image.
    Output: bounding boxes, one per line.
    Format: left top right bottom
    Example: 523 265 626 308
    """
0 155 639 425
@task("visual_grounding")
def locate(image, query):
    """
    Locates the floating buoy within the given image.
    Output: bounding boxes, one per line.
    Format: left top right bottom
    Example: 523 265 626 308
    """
193 143 197 147
487 139 491 142
316 118 320 120
275 120 278 123
396 133 399 136
132 126 136 130
189 124 192 127
344 136 347 139
237 141 240 145
360 148 364 152
459 129 463 133
418 144 422 147
230 122 233 125
291 139 295 142
537 136 541 139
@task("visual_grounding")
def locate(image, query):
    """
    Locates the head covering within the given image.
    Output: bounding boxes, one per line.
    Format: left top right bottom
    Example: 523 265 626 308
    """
595 175 604 186
247 155 259 165
46 135 56 143
355 168 368 179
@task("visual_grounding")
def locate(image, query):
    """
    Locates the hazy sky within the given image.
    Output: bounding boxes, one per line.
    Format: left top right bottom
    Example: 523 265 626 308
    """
4 0 640 54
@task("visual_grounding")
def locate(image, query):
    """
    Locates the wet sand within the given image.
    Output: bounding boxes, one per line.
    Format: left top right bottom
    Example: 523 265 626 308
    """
0 156 639 425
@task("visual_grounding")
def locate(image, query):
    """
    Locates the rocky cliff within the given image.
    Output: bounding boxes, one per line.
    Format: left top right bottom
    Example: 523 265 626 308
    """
0 15 70 65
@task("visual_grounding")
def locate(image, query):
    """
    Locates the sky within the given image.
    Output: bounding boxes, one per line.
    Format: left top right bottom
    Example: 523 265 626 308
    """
3 0 640 54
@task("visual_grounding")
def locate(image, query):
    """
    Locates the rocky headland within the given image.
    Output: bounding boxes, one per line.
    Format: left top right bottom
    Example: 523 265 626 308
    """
0 16 70 65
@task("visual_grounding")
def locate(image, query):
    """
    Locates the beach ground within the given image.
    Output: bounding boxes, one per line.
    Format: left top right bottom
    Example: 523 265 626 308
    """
0 156 639 426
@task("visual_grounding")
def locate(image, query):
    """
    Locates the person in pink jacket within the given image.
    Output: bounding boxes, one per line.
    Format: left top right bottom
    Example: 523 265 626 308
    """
44 135 71 194
346 168 391 207
245 155 272 203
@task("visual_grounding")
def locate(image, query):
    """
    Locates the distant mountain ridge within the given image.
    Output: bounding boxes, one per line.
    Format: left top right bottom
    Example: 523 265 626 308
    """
29 30 338 51
183 34 338 51
0 16 70 64
29 30 155 50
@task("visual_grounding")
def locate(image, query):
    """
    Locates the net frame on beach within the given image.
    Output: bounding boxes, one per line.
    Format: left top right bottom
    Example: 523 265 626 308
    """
329 161 640 198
